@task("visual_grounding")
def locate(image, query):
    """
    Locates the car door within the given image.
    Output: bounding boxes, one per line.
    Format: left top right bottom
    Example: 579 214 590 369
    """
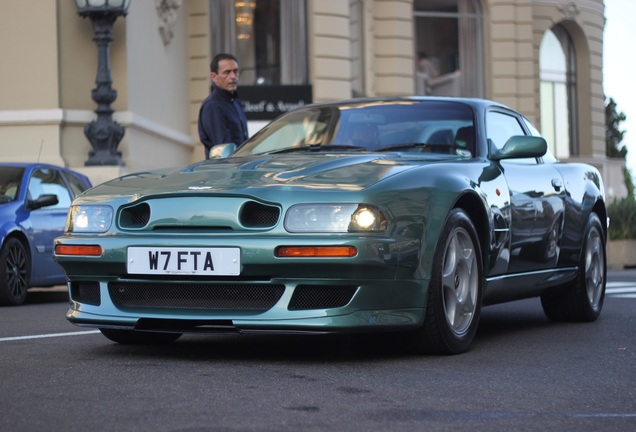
26 167 76 282
486 109 565 273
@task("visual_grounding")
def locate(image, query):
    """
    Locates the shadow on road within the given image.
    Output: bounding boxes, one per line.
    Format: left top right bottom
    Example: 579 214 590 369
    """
82 300 560 363
477 298 552 338
89 331 422 363
25 288 69 305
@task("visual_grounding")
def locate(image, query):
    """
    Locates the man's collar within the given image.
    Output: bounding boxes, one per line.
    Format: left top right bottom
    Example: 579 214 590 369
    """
214 86 238 100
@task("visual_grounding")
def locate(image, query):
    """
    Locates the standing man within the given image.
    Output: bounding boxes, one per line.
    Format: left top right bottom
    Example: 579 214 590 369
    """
198 53 249 159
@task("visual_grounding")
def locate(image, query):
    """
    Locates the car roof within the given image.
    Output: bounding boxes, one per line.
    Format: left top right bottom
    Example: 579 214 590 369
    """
0 162 76 171
293 96 511 111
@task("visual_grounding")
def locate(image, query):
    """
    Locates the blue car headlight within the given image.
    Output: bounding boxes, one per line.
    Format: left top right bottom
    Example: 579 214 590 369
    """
284 204 387 233
66 205 113 233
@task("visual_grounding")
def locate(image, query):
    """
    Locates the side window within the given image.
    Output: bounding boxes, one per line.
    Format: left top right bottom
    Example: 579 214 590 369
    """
27 169 73 209
486 111 536 165
522 116 558 164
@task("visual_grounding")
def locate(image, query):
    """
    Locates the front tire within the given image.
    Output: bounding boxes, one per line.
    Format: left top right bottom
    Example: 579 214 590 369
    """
0 237 30 306
541 212 606 322
99 328 182 345
409 208 483 354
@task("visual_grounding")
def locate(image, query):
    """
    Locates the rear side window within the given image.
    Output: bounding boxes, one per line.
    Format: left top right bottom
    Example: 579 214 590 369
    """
63 172 90 197
0 167 24 203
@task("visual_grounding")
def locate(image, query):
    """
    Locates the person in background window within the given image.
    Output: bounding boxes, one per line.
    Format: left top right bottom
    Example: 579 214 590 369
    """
417 52 438 78
417 52 439 95
198 53 249 159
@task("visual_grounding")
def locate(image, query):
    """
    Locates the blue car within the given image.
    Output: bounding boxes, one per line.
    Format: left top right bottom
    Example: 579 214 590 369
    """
0 163 92 306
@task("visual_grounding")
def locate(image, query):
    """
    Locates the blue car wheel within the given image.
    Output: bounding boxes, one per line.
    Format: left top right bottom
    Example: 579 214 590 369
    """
0 237 30 306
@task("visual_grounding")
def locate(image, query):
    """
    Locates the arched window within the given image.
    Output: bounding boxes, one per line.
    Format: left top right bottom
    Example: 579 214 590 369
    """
540 26 577 159
413 0 483 97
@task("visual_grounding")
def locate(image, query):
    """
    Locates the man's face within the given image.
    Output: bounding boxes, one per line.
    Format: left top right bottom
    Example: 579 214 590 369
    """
211 59 239 92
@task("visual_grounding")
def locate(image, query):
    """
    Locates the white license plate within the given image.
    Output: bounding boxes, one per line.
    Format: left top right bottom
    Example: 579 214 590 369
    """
127 247 240 276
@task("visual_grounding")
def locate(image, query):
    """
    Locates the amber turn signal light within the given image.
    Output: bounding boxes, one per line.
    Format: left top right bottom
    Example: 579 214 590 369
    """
55 244 103 256
275 246 357 257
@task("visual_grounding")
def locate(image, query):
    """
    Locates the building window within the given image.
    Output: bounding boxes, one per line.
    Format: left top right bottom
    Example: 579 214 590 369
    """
413 0 483 97
210 0 308 86
540 26 577 159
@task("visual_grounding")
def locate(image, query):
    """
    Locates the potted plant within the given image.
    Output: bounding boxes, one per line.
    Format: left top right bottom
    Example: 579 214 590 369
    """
607 197 636 269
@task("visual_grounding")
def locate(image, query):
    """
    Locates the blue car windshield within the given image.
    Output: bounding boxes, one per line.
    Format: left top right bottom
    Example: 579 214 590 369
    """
0 167 24 204
235 100 476 157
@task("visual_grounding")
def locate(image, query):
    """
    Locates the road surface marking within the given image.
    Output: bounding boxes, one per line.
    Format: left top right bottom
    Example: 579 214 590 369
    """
606 282 636 299
0 330 100 343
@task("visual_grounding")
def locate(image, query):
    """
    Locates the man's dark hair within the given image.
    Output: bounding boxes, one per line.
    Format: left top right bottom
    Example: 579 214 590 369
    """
210 53 238 73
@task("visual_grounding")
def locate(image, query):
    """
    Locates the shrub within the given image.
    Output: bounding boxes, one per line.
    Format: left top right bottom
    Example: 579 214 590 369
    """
607 197 636 240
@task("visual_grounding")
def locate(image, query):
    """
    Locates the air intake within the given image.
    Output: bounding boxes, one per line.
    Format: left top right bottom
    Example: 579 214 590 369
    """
119 202 150 228
239 201 280 228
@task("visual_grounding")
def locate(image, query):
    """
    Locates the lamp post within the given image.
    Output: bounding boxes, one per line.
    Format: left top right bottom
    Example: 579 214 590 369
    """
75 0 131 166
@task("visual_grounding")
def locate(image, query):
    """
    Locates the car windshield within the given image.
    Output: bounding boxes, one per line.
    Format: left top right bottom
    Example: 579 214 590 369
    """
0 167 24 204
234 100 476 157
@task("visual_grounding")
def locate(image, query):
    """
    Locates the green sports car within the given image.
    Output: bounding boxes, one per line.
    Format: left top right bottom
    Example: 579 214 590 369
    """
54 97 607 354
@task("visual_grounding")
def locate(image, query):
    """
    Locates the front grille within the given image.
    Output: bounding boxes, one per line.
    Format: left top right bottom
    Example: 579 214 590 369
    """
288 285 357 310
108 282 284 311
70 281 101 306
119 203 150 228
239 201 280 227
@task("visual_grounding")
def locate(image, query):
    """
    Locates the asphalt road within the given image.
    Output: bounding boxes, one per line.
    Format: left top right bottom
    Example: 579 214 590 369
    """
1 271 635 432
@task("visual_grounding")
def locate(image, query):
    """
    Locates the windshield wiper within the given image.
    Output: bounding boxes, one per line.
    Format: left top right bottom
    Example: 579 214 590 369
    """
265 146 315 154
377 143 463 153
376 143 428 152
266 144 366 154
317 145 366 152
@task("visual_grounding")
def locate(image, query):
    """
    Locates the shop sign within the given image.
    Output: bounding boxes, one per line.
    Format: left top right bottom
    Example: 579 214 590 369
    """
239 85 313 121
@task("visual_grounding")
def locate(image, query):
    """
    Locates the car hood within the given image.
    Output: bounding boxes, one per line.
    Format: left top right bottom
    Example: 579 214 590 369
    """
86 153 454 201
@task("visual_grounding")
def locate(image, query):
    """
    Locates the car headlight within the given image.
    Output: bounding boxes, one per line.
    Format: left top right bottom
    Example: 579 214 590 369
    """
284 204 387 233
66 205 113 233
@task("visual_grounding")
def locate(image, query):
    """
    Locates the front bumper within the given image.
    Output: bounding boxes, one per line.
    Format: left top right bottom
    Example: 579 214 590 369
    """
65 277 428 333
57 230 428 333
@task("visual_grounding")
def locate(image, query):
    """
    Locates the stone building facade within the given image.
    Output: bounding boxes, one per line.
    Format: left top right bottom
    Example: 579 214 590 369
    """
0 0 625 199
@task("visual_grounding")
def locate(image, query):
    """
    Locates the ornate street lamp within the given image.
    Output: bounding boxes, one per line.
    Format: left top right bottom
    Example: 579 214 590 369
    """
75 0 131 166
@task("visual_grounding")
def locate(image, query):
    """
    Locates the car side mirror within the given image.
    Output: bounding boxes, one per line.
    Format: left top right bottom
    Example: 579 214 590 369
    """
490 136 547 161
27 194 59 211
209 143 237 159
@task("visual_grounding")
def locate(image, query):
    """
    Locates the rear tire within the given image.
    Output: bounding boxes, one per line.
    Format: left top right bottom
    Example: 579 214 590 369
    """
99 328 182 345
407 208 483 355
541 213 606 322
0 238 30 306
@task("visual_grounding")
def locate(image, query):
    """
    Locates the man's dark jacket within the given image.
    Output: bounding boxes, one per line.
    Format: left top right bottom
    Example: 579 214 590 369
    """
198 87 248 158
